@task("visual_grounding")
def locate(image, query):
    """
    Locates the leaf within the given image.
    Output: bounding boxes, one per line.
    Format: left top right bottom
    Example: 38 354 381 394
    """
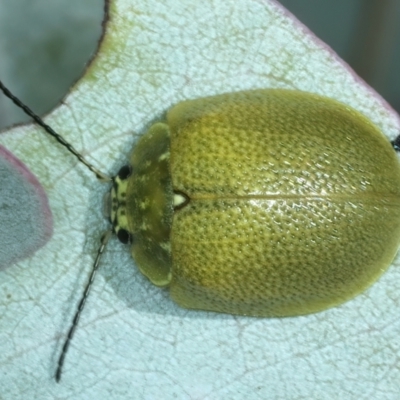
1 0 400 398
0 146 52 270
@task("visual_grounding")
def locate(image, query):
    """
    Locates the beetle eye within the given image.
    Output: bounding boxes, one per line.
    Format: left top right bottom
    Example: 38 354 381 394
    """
117 165 132 180
117 228 132 244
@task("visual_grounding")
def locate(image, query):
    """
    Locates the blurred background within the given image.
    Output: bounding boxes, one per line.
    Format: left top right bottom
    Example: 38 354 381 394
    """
0 0 399 129
280 0 400 111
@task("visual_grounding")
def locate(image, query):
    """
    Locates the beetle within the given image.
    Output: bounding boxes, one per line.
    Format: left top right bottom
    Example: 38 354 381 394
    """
1 82 400 381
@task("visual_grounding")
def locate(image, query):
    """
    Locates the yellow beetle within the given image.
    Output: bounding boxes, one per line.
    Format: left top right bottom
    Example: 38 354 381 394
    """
1 83 400 381
112 89 400 318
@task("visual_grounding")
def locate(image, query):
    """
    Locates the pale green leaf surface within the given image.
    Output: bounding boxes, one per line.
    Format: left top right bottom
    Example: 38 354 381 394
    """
1 0 400 399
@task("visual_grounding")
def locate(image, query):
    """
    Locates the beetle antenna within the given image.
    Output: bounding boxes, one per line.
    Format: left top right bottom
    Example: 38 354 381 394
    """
0 80 111 182
55 229 113 382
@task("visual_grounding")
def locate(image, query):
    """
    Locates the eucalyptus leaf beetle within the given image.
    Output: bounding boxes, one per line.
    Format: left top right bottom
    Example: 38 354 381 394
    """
113 89 400 318
1 82 400 381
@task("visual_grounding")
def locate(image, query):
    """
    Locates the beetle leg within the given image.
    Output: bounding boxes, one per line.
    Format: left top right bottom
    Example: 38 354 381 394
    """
391 136 400 151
